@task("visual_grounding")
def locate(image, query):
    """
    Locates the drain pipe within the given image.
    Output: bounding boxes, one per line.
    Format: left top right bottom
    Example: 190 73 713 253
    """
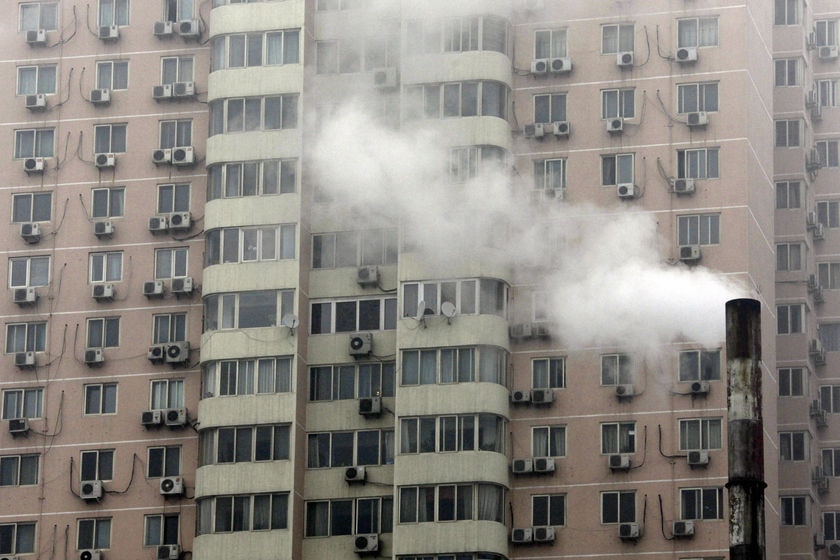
725 298 766 560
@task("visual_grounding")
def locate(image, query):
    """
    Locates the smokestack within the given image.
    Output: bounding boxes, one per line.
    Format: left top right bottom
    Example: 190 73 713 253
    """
725 298 765 560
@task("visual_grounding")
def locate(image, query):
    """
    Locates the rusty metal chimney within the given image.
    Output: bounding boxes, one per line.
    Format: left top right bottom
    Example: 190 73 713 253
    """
725 298 765 560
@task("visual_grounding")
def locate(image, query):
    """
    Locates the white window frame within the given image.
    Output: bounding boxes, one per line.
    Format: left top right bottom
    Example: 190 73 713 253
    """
20 2 58 31
775 180 801 209
774 58 800 86
678 214 720 246
601 153 634 186
144 513 180 547
601 422 635 454
157 183 191 214
89 251 123 283
677 17 718 48
152 313 187 344
12 192 52 223
816 140 840 168
5 322 47 353
0 454 39 487
601 88 634 119
535 28 568 58
147 445 181 478
95 60 129 91
678 418 722 451
84 383 117 415
601 23 634 54
91 187 125 219
0 521 36 554
778 367 805 397
93 123 127 154
17 64 57 96
532 425 566 457
76 518 111 551
98 0 129 27
776 242 802 271
775 119 800 147
777 303 805 334
8 256 50 289
780 430 808 461
781 495 807 526
159 119 193 150
150 379 184 410
14 128 55 159
86 317 120 348
1 388 44 420
601 491 635 524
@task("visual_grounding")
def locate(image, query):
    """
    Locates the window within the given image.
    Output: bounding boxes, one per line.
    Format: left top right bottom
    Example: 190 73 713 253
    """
601 24 633 54
820 385 840 413
778 368 804 397
681 488 724 520
816 141 840 168
815 20 838 47
204 290 295 331
824 448 840 476
94 123 126 154
197 493 289 534
308 362 395 401
208 159 297 199
200 425 290 465
601 354 632 386
91 187 124 219
144 514 179 547
601 422 635 454
827 512 840 540
15 128 54 158
780 431 808 461
403 279 506 319
404 81 507 120
211 30 300 71
601 491 635 523
774 58 799 86
80 449 114 481
308 429 395 467
205 226 296 265
20 2 58 31
0 522 36 555
209 95 299 135
775 181 800 209
204 357 293 398
677 17 718 47
601 88 634 119
86 317 120 348
776 243 802 271
678 214 720 246
533 93 566 124
601 153 634 186
780 496 808 526
84 383 117 415
678 350 720 382
532 426 565 457
310 297 397 334
777 304 804 334
147 446 180 477
775 120 800 147
161 56 194 85
9 257 49 289
155 248 188 280
677 82 718 113
159 120 192 150
98 0 129 27
153 313 187 344
96 61 128 90
89 251 123 282
399 415 503 455
5 322 46 354
448 146 506 183
532 358 565 389
535 28 568 57
0 454 38 486
305 496 393 537
2 388 43 420
312 229 398 269
13 193 52 222
150 379 184 410
817 201 840 228
157 183 190 214
679 418 722 450
163 0 195 22
774 0 799 25
406 16 506 55
77 518 111 550
818 79 838 107
398 484 503 524
533 159 567 192
677 148 719 178
822 324 840 352
401 346 507 386
17 65 56 95
532 495 565 526
820 263 840 290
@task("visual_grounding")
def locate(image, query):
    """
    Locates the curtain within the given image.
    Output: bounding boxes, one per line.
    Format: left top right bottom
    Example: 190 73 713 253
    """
306 501 329 536
257 359 273 393
440 349 455 383
252 495 270 530
399 488 417 522
533 427 548 456
420 351 436 384
477 484 502 522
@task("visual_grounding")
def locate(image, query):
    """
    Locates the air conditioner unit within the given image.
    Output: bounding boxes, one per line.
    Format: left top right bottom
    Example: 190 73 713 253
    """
99 25 119 40
511 527 533 543
157 544 181 560
176 20 200 38
149 215 170 232
532 323 551 338
79 550 101 560
530 58 549 74
524 123 546 139
373 67 397 88
679 245 701 262
549 57 572 73
815 533 826 549
828 541 840 558
172 81 195 97
807 211 818 229
606 117 624 133
690 380 710 395
509 323 533 339
675 46 697 62
80 480 103 500
153 21 173 36
168 211 192 230
0 555 20 560
153 84 173 100
609 453 632 470
531 389 554 404
171 146 194 166
95 153 116 169
511 390 531 403
24 157 45 174
533 526 556 542
552 121 570 137
147 344 165 362
141 410 163 426
617 51 634 66
615 384 634 398
808 147 824 171
813 223 825 240
165 342 190 364
533 457 556 473
94 221 114 238
353 534 379 554
92 283 114 300
671 178 696 194
159 476 184 496
349 333 373 356
13 287 37 305
686 111 708 127
358 396 382 416
672 519 695 537
819 45 839 60
808 274 821 292
84 348 105 365
619 522 641 540
811 338 827 365
165 407 188 427
90 88 111 105
345 466 366 482
20 222 41 243
152 149 172 165
512 458 533 474
171 277 194 294
617 184 637 199
356 265 379 286
8 418 30 435
26 29 47 45
143 280 164 297
15 351 36 368
687 450 709 466
25 94 46 110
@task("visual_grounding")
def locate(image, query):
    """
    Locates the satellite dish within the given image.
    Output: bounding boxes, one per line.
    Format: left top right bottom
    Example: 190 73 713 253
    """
281 313 299 334
415 300 427 327
441 301 457 322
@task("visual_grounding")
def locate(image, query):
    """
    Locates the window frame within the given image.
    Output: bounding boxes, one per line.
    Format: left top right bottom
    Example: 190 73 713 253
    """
14 128 55 159
678 417 722 451
12 192 52 223
88 251 123 283
85 317 120 349
678 213 720 246
91 187 125 219
20 1 59 32
93 123 127 154
95 60 129 91
76 517 112 550
16 64 57 96
0 454 39 487
1 387 44 420
83 383 117 415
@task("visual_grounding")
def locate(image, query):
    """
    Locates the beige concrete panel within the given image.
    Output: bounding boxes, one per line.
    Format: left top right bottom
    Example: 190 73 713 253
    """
398 315 510 351
392 520 508 556
394 452 509 486
193 532 293 560
196 393 297 429
303 534 395 560
207 66 304 102
201 261 301 293
402 51 512 87
305 399 397 432
398 251 513 284
209 1 306 37
304 465 396 500
206 131 302 165
308 267 400 299
400 0 512 19
204 195 301 230
406 116 514 152
307 330 397 364
395 383 510 417
200 327 298 361
195 461 294 497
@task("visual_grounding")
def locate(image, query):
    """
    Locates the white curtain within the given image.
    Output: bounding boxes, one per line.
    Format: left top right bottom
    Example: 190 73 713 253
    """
477 484 502 522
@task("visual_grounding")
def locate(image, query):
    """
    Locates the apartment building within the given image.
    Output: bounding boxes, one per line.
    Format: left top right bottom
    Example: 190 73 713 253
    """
2 1 839 559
